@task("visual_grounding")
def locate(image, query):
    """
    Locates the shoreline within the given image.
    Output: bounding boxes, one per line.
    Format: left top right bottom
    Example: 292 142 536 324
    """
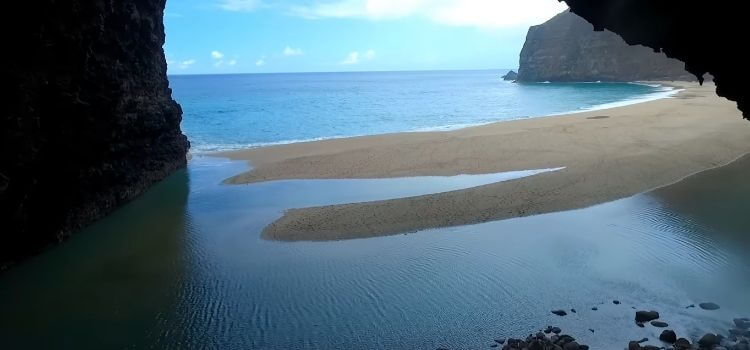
190 81 678 154
217 82 750 241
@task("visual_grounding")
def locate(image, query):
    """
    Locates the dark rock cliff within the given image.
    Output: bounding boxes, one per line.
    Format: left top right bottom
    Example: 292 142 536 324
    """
517 10 695 82
562 0 748 120
0 0 189 269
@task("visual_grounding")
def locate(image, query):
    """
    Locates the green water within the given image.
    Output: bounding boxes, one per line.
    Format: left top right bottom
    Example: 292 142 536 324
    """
1 156 749 349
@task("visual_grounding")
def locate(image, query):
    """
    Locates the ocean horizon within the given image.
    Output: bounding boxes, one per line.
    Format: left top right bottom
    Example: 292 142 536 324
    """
169 69 677 152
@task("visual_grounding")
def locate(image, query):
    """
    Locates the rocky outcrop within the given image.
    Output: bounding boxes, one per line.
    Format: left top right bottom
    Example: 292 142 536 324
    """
517 11 695 82
0 0 189 269
562 0 749 120
502 70 518 81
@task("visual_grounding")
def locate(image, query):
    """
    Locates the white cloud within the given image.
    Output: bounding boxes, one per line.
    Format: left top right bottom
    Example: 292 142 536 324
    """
283 46 303 56
290 0 568 28
219 0 263 12
229 59 238 66
256 58 265 66
211 50 224 59
340 49 375 65
178 59 196 69
341 51 360 65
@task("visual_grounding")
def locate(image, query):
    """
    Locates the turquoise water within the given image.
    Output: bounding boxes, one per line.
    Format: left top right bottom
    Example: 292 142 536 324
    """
1 155 749 349
170 70 675 152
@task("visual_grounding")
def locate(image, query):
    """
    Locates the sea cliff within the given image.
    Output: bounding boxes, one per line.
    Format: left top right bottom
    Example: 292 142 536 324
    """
0 0 189 269
517 11 695 82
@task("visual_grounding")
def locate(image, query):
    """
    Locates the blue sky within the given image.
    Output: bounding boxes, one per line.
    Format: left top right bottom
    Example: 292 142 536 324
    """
164 0 568 74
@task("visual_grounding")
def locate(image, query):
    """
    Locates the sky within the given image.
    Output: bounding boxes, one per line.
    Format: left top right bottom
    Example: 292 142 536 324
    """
164 0 568 74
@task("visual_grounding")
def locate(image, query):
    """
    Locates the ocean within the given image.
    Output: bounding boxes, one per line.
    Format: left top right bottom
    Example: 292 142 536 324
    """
170 70 676 152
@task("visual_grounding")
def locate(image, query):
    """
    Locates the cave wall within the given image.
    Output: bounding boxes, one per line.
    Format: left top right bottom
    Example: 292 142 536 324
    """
562 0 749 119
0 0 189 269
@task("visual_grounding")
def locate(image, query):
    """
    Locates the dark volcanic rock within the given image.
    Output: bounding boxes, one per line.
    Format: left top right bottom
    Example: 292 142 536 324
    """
563 0 750 120
516 10 694 83
659 330 677 343
698 333 719 347
734 318 750 329
502 70 518 81
552 310 568 316
635 310 660 323
674 338 692 349
650 321 668 328
0 0 189 269
699 302 721 310
613 300 621 305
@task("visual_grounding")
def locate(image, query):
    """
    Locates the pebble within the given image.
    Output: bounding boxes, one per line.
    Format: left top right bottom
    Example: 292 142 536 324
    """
651 321 669 328
699 302 721 310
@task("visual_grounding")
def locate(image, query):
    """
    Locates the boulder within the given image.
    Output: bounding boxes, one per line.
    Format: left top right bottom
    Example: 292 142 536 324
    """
699 302 721 310
698 333 720 348
635 311 660 323
735 318 750 329
674 338 692 349
659 330 677 343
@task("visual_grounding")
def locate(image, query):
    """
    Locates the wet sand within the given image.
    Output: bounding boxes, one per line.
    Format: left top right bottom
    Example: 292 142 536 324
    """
219 82 750 241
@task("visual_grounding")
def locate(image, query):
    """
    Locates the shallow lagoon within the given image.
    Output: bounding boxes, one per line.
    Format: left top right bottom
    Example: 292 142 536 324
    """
1 156 749 349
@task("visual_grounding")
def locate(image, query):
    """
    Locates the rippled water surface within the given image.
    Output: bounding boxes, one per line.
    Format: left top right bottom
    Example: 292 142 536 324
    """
1 156 749 349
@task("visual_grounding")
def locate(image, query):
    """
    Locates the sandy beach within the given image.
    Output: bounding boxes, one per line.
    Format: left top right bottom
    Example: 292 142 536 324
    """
219 82 750 241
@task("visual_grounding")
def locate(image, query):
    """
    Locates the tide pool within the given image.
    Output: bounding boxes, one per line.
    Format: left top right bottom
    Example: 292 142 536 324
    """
1 155 748 349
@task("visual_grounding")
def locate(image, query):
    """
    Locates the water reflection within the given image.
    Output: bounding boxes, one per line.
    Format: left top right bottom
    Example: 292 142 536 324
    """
0 156 749 349
0 169 191 349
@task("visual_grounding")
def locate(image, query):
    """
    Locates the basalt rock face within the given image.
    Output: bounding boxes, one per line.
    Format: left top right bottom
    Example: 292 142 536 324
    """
0 0 189 269
517 11 695 82
562 0 749 120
